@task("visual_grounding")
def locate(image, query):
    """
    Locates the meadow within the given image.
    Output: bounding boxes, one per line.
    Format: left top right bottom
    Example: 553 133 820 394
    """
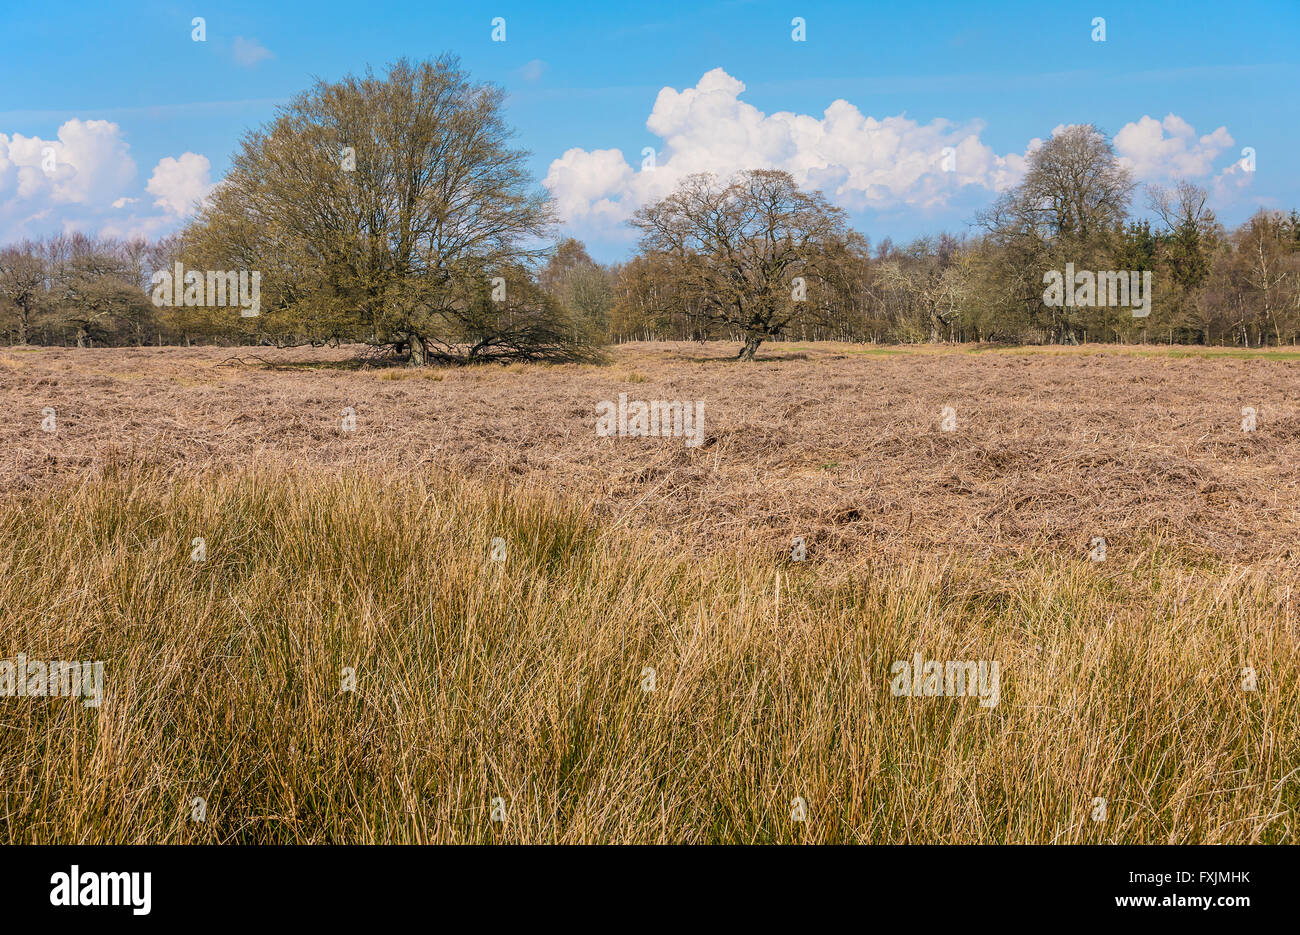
1 342 1297 843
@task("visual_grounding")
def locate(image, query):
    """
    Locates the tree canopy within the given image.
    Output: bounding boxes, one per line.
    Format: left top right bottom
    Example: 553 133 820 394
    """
185 55 598 364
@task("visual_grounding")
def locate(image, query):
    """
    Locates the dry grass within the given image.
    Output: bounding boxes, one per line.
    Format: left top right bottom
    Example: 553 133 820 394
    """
5 341 1300 565
0 465 1295 843
2 341 1298 843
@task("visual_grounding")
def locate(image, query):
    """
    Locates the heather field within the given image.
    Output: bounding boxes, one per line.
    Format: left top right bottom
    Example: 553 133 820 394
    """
2 342 1297 843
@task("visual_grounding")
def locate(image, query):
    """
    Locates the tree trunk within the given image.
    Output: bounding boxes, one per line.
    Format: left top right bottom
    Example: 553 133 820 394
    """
1267 302 1282 347
736 334 763 361
408 333 428 367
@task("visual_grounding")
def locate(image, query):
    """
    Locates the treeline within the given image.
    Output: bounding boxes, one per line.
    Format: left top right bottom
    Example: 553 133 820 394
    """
576 133 1300 350
0 233 176 347
555 204 1300 349
5 207 1297 350
1 59 1297 353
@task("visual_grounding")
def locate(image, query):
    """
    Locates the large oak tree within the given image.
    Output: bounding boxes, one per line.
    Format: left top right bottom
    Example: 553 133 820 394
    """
186 56 597 363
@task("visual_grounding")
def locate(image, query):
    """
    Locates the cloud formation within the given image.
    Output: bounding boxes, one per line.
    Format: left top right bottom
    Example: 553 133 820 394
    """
0 119 136 208
0 81 1250 249
544 69 1033 237
1113 113 1234 180
544 69 1246 243
146 153 214 216
0 119 212 242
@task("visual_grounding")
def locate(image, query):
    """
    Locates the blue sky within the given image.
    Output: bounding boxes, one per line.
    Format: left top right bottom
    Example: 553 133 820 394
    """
1 0 1296 261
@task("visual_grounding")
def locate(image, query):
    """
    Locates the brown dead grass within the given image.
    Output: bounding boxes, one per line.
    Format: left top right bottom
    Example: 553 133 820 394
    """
6 341 1300 566
3 342 1299 843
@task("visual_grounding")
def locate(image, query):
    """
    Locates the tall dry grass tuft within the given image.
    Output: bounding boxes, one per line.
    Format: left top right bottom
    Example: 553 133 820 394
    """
0 464 1295 843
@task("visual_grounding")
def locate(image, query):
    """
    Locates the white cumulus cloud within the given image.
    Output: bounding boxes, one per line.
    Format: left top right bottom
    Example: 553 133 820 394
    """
0 119 136 208
1113 114 1234 181
545 71 1250 243
543 68 1033 237
146 152 214 217
0 118 215 241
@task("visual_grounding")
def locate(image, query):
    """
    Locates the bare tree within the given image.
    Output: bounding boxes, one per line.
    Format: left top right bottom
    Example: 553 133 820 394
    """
1237 211 1297 345
1147 180 1216 238
540 238 613 339
631 169 849 360
47 234 155 347
1017 125 1134 246
878 236 970 343
0 240 47 345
